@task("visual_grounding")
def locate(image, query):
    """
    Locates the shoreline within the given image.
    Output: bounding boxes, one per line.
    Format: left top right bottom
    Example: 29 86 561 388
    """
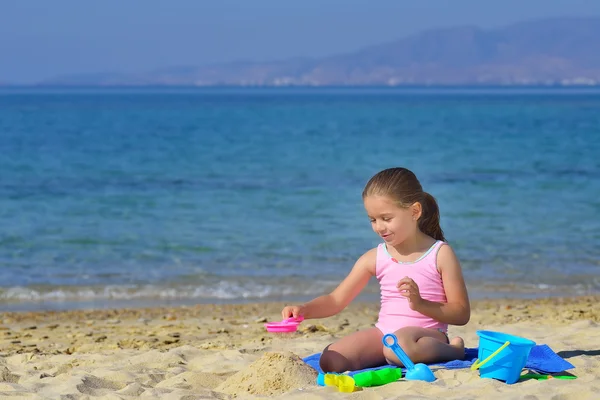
0 295 598 398
2 283 598 313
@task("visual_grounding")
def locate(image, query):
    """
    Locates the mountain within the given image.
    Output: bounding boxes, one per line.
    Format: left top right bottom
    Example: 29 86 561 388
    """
40 16 600 86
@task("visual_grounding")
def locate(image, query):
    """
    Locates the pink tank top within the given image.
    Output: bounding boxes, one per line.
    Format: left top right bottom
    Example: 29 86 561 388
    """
375 240 448 334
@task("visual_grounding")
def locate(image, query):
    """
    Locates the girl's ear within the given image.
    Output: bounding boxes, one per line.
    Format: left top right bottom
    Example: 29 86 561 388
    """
412 202 423 221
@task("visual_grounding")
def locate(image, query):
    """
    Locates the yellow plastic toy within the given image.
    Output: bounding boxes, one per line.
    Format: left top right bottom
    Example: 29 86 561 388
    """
323 374 356 393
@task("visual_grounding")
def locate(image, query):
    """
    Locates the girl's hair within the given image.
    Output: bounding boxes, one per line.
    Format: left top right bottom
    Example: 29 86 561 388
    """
362 167 446 242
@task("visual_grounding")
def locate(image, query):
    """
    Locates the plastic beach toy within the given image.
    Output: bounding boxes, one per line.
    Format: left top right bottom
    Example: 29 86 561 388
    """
471 330 535 384
264 316 304 333
324 374 356 392
317 368 402 389
353 368 402 387
382 333 436 382
519 373 577 381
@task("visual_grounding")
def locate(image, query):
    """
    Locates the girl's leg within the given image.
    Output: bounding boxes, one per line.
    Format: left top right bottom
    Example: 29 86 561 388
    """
383 327 464 366
319 327 386 373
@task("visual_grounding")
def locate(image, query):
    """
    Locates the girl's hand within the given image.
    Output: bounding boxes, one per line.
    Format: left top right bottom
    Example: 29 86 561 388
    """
397 277 423 310
281 305 306 320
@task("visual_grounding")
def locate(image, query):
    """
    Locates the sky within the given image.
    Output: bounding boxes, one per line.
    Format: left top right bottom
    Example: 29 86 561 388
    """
2 0 600 83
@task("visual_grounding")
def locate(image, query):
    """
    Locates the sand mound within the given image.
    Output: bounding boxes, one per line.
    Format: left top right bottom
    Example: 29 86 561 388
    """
216 351 317 397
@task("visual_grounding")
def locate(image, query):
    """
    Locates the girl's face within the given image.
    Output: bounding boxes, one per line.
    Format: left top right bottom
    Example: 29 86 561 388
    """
364 195 421 246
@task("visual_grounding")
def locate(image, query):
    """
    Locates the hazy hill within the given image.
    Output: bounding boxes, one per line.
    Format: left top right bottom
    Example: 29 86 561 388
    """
40 16 600 86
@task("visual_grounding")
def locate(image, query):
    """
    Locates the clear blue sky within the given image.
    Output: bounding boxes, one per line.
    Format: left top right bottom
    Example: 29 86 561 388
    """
2 0 600 83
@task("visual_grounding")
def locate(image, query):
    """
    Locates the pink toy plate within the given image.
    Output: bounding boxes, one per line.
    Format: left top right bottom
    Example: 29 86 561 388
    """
264 316 305 333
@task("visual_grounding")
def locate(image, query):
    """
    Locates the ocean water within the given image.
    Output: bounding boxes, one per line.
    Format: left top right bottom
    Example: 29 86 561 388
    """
1 87 599 311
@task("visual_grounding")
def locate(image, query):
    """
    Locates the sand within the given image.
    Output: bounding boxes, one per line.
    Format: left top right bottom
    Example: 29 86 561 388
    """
0 296 599 399
216 351 317 397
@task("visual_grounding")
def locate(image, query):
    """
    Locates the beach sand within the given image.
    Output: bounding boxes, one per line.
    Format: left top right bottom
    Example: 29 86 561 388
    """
0 296 598 399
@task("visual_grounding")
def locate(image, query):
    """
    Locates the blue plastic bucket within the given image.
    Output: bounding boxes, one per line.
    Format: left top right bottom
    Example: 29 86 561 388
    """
474 330 536 384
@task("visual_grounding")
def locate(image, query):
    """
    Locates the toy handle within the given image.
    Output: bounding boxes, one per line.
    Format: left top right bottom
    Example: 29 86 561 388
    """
382 334 415 369
471 341 510 370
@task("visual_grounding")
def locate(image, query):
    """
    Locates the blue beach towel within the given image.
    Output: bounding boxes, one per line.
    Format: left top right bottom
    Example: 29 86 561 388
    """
303 345 574 377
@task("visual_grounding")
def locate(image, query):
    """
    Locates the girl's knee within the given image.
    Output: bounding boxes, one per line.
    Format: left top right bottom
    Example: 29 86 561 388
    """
320 328 386 372
319 346 352 373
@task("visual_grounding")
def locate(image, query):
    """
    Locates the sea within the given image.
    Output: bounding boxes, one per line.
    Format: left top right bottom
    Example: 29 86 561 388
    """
1 86 599 312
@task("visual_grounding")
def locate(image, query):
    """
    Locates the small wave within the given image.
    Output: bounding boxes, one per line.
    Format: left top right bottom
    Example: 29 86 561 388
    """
1 278 598 312
0 279 338 305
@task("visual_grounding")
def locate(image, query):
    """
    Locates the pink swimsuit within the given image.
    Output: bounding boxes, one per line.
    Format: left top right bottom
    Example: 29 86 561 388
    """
375 240 448 334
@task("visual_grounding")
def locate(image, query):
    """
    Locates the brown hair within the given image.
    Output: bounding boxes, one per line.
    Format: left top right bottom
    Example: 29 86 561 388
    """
362 167 446 242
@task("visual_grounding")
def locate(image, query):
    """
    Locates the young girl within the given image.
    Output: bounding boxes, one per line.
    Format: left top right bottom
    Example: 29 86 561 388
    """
282 167 470 373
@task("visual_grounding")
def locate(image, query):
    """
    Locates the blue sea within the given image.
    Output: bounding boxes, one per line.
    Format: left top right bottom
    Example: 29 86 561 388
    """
1 87 599 311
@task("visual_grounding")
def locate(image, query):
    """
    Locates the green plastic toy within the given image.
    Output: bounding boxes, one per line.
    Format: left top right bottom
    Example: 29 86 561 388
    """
519 373 577 381
353 368 402 387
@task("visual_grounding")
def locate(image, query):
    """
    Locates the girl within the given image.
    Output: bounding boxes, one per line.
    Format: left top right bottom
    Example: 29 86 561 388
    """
282 167 470 373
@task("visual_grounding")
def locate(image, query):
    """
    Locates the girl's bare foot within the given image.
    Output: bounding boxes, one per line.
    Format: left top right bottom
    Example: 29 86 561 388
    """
449 337 465 352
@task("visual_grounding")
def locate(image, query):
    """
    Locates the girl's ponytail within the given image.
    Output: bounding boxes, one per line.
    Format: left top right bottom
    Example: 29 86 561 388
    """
419 192 446 242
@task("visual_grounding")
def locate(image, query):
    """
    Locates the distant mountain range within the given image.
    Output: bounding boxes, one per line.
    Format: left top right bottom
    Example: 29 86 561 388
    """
39 16 600 86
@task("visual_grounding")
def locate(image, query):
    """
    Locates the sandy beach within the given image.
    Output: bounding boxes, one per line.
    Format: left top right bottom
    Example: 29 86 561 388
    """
0 296 598 399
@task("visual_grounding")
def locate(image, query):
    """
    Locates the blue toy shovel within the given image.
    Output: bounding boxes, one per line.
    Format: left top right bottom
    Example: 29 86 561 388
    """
382 333 436 382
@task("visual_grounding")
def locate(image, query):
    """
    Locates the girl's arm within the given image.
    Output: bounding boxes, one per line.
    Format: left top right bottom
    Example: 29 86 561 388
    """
412 245 471 325
296 248 376 319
